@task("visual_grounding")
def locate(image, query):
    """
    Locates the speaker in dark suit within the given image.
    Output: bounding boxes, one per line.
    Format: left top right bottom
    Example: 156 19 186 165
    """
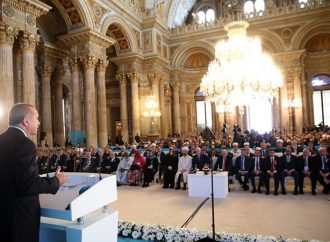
296 149 316 195
264 149 282 195
0 104 67 242
280 148 299 195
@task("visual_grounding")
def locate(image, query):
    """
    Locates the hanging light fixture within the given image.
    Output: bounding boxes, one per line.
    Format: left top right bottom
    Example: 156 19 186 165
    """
200 1 283 115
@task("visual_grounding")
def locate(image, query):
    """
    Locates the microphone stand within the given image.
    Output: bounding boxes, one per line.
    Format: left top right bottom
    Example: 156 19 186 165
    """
210 160 215 240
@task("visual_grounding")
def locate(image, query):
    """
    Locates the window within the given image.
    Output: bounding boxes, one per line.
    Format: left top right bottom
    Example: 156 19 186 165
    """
312 75 330 125
244 0 265 17
247 99 273 133
196 101 213 129
196 8 215 24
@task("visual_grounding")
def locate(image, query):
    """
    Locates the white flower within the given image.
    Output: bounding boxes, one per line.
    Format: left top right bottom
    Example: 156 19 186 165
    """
132 231 140 239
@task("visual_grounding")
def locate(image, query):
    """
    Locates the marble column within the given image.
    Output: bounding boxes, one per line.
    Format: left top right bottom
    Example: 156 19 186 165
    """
293 68 303 133
54 67 65 147
280 76 289 130
41 66 53 146
129 72 141 138
117 74 129 143
82 56 98 147
69 58 82 131
172 82 181 135
150 74 160 135
0 23 18 133
97 59 109 147
20 31 39 106
159 78 167 137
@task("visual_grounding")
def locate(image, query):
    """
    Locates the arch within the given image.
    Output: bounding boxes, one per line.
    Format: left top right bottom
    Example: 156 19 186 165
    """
183 53 211 69
50 0 94 30
249 30 284 53
171 40 215 68
167 0 196 28
99 14 138 53
292 19 330 50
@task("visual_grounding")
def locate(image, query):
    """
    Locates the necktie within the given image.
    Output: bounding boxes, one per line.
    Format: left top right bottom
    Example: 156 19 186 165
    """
271 158 275 172
241 157 245 170
322 156 325 170
256 158 259 170
304 158 308 171
222 157 226 170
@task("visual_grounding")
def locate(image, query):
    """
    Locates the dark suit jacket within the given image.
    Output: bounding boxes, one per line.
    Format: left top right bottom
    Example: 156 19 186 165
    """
314 155 330 173
295 156 314 173
214 156 233 174
280 155 297 171
249 157 265 173
234 156 251 173
192 154 209 170
0 127 60 242
264 156 282 172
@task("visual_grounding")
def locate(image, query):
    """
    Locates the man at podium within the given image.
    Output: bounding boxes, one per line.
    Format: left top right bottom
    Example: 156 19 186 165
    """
0 103 68 242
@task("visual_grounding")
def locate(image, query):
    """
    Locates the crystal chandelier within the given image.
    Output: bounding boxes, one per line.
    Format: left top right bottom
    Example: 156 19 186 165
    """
143 96 161 118
200 3 283 114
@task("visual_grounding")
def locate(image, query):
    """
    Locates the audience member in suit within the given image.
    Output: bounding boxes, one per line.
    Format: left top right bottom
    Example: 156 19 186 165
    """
249 148 265 193
296 148 316 195
101 149 120 174
209 148 219 170
235 149 251 191
260 141 269 158
163 147 178 189
214 148 233 191
81 150 97 172
264 149 281 195
143 151 159 187
280 147 299 195
192 147 209 171
0 103 68 242
156 146 166 181
175 147 192 190
56 148 68 171
314 147 330 194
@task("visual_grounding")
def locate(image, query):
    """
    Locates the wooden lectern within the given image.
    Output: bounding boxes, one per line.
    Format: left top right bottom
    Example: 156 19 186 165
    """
39 173 118 242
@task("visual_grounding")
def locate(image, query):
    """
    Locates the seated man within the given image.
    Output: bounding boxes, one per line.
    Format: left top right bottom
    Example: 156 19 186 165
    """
249 148 265 193
235 149 251 191
296 148 315 195
192 147 209 171
264 149 281 195
280 147 299 195
175 147 192 190
214 148 233 191
314 147 330 194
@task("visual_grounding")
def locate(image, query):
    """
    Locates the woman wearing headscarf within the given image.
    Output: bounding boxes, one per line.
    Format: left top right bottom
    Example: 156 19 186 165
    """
127 150 145 186
142 151 159 187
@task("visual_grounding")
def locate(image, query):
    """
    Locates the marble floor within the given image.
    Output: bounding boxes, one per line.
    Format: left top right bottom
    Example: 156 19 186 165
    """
111 181 330 241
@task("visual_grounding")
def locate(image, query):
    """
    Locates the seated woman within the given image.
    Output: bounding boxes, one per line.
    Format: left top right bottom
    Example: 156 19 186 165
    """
127 150 145 186
142 151 159 187
116 152 132 185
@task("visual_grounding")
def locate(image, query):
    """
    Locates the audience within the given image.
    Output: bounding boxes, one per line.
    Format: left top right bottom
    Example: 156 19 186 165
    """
36 127 330 196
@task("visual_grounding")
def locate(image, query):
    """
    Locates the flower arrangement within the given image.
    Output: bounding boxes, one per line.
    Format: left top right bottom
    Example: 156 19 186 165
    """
118 220 319 242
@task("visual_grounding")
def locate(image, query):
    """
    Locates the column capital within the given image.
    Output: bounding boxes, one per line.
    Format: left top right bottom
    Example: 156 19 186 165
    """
172 81 181 92
127 72 140 84
0 23 18 46
55 66 65 83
42 66 52 79
97 59 109 73
81 55 98 70
116 74 127 86
20 31 40 51
148 73 162 85
69 57 79 72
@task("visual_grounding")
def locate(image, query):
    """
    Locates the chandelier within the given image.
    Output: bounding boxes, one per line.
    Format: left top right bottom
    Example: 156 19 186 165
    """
143 96 161 117
200 15 283 114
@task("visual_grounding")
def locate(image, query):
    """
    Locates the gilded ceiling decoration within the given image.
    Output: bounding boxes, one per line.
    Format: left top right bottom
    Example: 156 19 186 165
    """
57 0 82 25
306 33 330 52
106 24 130 51
184 53 211 69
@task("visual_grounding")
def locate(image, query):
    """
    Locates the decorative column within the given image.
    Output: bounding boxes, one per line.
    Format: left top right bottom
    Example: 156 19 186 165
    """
129 72 141 138
54 67 65 147
117 74 129 143
20 31 39 106
41 66 53 146
159 78 167 137
82 56 98 147
0 23 18 133
96 59 108 147
149 73 161 135
293 68 303 133
280 75 289 130
172 81 181 135
69 58 82 131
